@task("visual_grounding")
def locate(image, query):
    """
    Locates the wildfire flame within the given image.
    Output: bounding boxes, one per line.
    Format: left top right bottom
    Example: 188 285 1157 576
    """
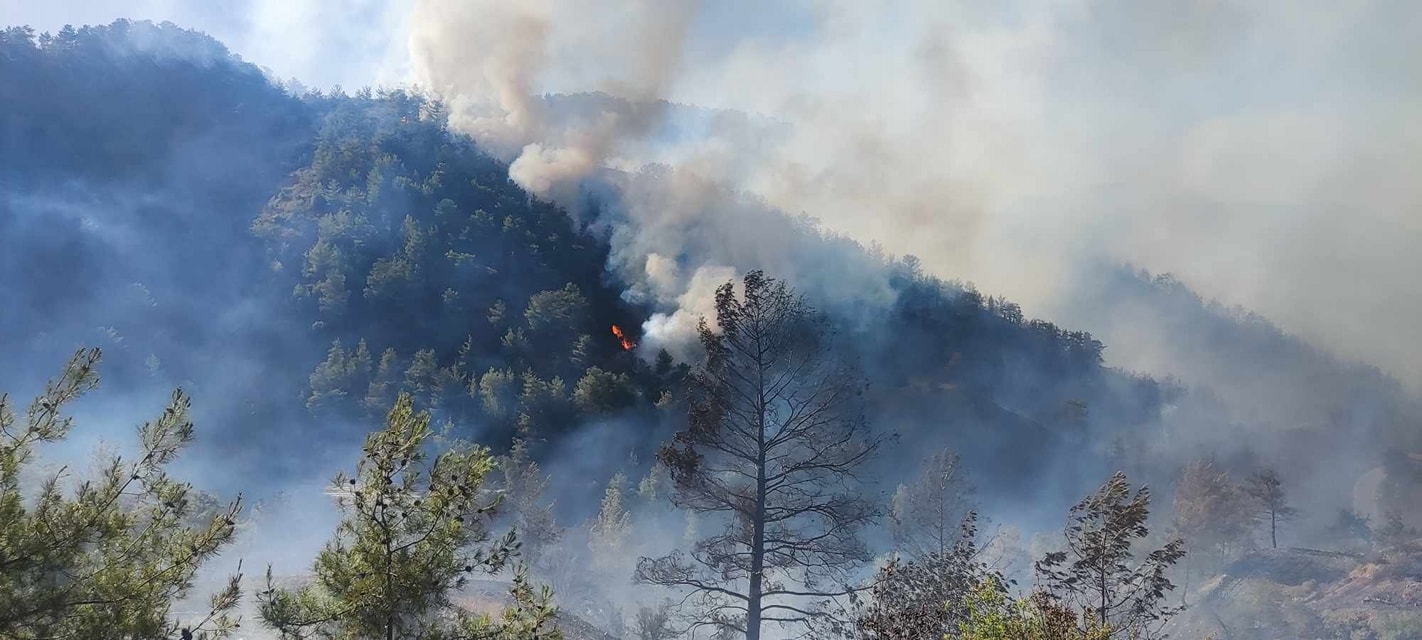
611 324 636 351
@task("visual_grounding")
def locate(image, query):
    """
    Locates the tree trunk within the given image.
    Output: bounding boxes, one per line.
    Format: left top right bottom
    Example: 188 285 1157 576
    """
386 538 395 640
1099 565 1108 628
1098 522 1109 628
747 475 765 640
746 351 769 640
382 508 395 640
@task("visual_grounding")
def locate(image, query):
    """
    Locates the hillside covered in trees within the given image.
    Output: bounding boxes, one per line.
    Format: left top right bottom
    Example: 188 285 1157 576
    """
3 20 1420 640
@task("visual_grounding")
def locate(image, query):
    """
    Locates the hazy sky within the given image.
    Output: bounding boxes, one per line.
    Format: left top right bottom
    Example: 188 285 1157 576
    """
9 0 1422 387
2 0 412 89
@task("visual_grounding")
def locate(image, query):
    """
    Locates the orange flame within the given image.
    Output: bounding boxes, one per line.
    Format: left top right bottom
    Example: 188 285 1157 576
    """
611 324 636 351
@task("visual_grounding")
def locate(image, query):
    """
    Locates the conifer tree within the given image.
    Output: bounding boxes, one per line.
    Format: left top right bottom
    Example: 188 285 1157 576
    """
632 601 678 640
958 581 1112 640
890 449 975 560
638 271 881 640
1036 472 1184 639
0 349 243 639
1243 467 1297 549
257 393 560 640
364 347 402 415
404 348 441 408
588 472 633 565
1172 458 1253 590
495 438 562 567
573 368 638 415
851 513 992 639
844 450 984 639
308 339 374 410
476 367 520 427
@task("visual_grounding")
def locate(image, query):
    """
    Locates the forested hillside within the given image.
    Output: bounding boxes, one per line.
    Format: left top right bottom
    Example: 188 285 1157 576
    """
1060 265 1422 528
0 20 1161 504
3 20 1420 640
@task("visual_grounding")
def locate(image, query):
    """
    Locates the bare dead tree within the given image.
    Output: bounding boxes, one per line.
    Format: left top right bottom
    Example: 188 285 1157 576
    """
839 451 988 639
632 600 677 640
636 271 882 640
890 449 974 561
851 512 994 640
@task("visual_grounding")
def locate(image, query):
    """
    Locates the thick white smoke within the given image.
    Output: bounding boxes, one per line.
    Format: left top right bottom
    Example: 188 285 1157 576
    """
638 257 736 359
28 0 1417 384
401 0 1422 389
409 0 698 194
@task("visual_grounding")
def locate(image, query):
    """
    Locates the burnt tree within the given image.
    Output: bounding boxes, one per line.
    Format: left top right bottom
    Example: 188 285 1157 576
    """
636 271 881 640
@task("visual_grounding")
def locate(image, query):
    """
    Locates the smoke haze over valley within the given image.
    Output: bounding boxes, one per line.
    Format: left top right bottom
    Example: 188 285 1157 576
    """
3 3 1422 640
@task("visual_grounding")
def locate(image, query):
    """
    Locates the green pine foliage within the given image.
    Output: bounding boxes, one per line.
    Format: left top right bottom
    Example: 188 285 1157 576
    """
1035 472 1185 639
573 367 639 415
0 349 244 639
257 392 560 639
251 89 665 443
14 21 1417 640
957 581 1113 640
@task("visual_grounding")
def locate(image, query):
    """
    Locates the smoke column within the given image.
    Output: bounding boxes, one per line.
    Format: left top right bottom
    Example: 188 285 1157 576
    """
400 0 1422 389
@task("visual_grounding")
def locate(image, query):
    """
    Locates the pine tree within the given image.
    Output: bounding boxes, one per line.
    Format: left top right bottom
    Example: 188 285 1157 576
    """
351 339 373 379
957 581 1112 640
524 284 589 367
1243 467 1297 549
636 463 671 505
0 349 244 639
573 367 638 414
515 373 572 442
852 512 993 639
588 472 633 565
364 347 401 415
1036 472 1184 639
257 393 560 640
496 439 562 567
476 367 520 425
638 271 882 640
1172 458 1253 588
632 601 678 640
844 449 983 639
308 339 368 409
890 449 975 560
403 348 441 408
300 239 351 314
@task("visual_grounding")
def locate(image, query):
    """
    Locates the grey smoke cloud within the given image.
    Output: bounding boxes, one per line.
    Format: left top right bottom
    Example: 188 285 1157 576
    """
13 0 1419 383
409 0 699 196
400 0 1422 389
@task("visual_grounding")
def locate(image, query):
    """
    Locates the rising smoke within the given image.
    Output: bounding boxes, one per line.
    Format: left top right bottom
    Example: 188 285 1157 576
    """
5 2 1422 637
19 1 1417 386
398 0 1422 392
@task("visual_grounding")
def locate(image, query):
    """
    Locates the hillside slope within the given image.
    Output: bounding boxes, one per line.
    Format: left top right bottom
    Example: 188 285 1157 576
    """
7 18 1422 640
1059 265 1422 526
0 20 1181 508
1167 546 1422 640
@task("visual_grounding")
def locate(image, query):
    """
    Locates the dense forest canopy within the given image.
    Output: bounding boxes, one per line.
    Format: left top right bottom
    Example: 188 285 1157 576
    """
2 19 1421 640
